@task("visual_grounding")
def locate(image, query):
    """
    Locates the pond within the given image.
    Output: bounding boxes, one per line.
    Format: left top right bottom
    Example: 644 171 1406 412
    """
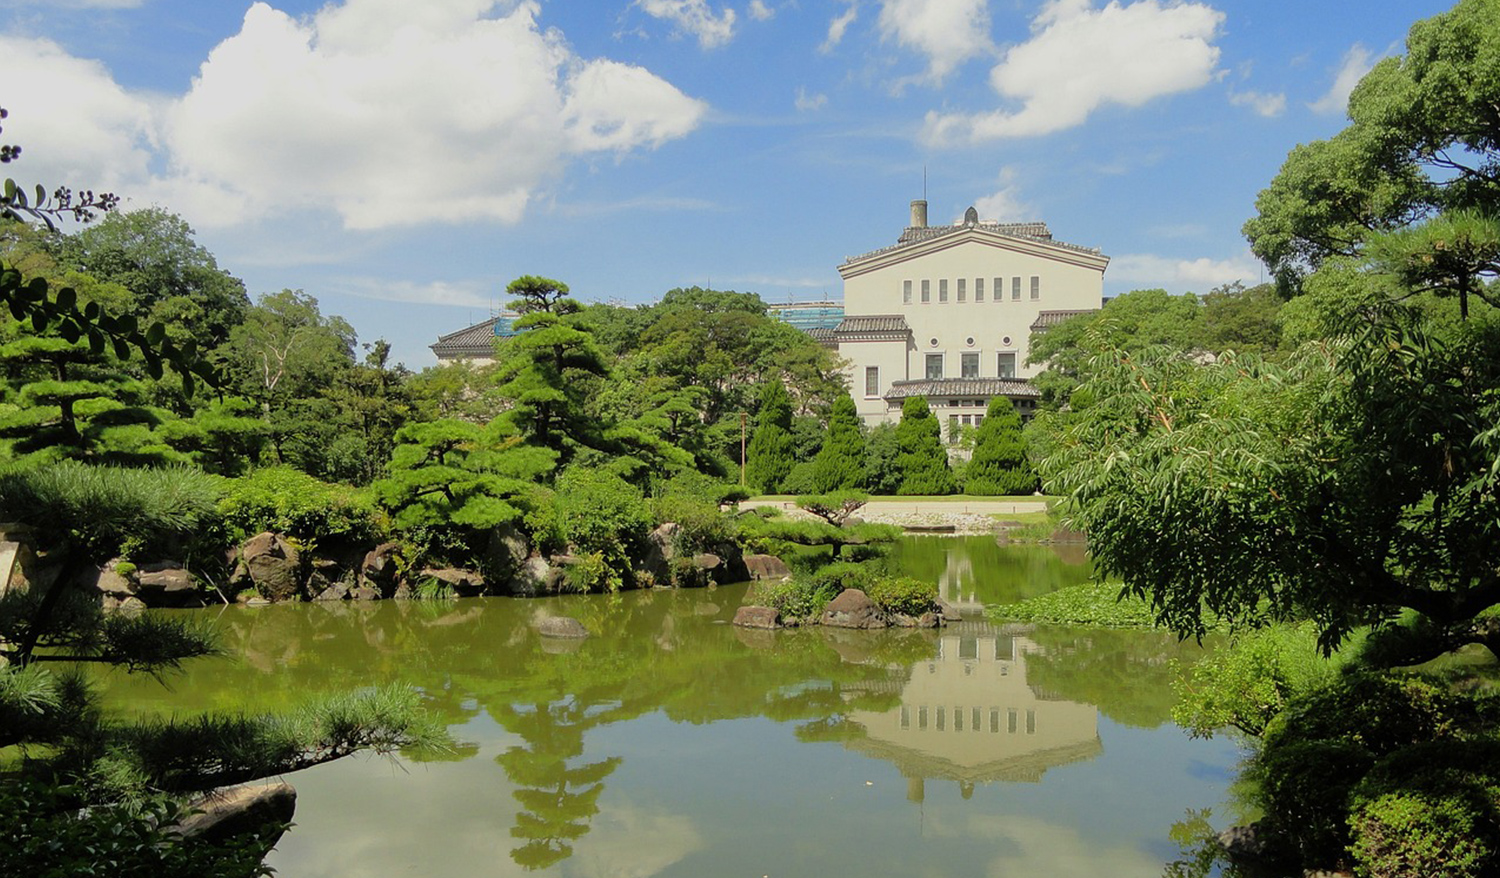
98 537 1242 877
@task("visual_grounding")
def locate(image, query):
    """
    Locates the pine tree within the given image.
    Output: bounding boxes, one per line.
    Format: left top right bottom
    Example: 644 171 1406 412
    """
963 396 1037 495
812 393 865 491
894 396 955 495
744 380 795 492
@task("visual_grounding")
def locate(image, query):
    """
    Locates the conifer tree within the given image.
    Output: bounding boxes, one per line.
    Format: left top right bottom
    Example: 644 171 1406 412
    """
812 393 865 491
963 396 1037 495
744 379 795 492
894 396 955 495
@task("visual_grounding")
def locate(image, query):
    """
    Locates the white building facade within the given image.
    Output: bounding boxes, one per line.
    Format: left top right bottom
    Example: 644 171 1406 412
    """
829 200 1109 438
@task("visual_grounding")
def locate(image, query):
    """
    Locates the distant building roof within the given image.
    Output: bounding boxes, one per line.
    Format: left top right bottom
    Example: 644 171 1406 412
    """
831 314 912 341
1029 309 1097 331
884 378 1040 401
768 300 845 334
430 312 521 360
807 325 838 345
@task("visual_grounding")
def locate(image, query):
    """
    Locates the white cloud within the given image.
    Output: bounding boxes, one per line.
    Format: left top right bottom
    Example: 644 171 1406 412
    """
877 0 991 87
636 0 737 48
795 86 828 112
332 277 493 308
1 0 706 232
1308 43 1376 115
821 4 858 53
1229 88 1285 118
923 0 1223 144
747 0 774 22
1108 251 1261 291
973 167 1032 222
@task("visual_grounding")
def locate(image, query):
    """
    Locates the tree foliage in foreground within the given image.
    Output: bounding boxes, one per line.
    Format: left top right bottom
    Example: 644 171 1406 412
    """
893 396 954 495
962 397 1035 496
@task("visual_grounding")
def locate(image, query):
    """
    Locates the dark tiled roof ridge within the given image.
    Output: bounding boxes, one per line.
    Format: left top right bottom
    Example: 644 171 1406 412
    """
842 221 1104 266
884 377 1040 399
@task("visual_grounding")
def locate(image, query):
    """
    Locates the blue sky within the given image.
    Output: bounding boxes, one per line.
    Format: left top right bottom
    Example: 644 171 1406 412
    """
0 0 1455 367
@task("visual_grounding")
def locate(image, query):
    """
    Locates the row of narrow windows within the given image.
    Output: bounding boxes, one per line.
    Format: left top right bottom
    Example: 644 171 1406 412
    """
862 353 1020 398
903 277 1040 305
900 705 1037 734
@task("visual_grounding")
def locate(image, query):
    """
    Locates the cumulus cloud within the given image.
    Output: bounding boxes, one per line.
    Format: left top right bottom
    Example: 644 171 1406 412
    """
821 4 858 53
1229 88 1286 117
877 0 991 87
747 0 774 22
973 167 1032 222
1308 43 1376 115
636 0 737 48
1 0 706 231
1108 251 1261 291
923 0 1223 144
795 86 828 112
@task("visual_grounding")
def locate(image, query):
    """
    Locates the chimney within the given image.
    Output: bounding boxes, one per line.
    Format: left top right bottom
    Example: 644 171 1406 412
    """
909 199 928 229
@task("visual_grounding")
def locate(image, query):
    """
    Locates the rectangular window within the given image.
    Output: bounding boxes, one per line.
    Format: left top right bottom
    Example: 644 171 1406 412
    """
957 278 966 302
990 708 1000 733
954 707 964 732
994 278 1004 302
975 277 984 302
918 706 928 730
961 352 979 378
936 707 946 732
903 280 912 304
864 366 879 398
921 279 930 303
925 353 943 379
972 708 981 732
997 352 1016 378
1030 276 1040 300
1012 277 1021 300
1008 708 1018 734
938 279 949 303
1026 709 1036 734
900 706 910 730
973 414 984 429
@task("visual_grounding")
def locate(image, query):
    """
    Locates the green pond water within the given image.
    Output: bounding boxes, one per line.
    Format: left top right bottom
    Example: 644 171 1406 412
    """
98 537 1242 877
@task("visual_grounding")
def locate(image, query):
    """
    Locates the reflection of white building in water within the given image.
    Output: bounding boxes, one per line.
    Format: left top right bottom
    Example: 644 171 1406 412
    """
845 620 1100 801
937 549 981 615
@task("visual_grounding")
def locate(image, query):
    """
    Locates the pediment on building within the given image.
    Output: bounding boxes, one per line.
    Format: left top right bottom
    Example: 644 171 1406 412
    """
839 224 1109 279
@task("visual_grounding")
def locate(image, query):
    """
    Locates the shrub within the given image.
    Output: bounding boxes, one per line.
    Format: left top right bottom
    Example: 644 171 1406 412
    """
1251 739 1375 866
0 461 224 561
894 396 955 495
749 576 842 620
1349 741 1500 878
988 582 1159 627
801 561 875 594
555 467 650 558
964 397 1037 495
219 466 380 546
652 492 736 555
865 575 937 617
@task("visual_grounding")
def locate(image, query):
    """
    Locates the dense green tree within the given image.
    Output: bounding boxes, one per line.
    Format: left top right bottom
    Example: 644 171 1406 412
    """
1028 288 1202 408
963 397 1035 495
812 394 865 491
1244 0 1500 295
56 207 248 347
862 422 901 495
744 379 795 492
495 275 609 460
1197 281 1283 353
893 396 954 495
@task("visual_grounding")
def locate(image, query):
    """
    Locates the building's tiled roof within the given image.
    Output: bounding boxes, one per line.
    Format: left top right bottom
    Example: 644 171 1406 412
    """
834 314 910 334
807 325 838 345
431 316 502 359
884 378 1040 400
842 219 1103 267
1030 309 1097 331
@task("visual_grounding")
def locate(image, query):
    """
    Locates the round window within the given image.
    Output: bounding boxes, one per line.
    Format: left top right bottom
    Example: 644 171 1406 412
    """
965 336 975 346
929 337 939 347
1001 335 1012 346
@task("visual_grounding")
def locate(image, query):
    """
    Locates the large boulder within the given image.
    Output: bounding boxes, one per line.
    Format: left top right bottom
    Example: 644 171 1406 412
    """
422 567 486 597
743 554 791 581
733 605 780 629
485 523 531 582
536 616 591 639
136 563 204 608
175 782 297 847
238 533 304 601
820 588 887 629
640 522 680 584
360 542 402 597
77 560 136 599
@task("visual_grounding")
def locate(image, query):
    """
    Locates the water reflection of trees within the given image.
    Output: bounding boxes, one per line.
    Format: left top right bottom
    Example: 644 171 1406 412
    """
94 571 1215 872
882 536 1091 609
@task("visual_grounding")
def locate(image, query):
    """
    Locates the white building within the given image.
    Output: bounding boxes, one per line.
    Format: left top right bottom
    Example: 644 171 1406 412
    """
829 200 1108 437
